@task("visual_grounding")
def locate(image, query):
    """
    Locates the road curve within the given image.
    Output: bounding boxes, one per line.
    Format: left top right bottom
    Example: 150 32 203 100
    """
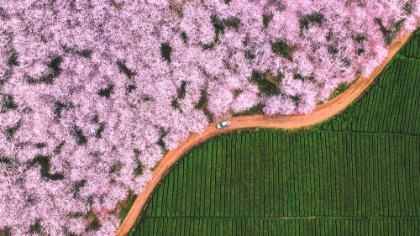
115 32 413 236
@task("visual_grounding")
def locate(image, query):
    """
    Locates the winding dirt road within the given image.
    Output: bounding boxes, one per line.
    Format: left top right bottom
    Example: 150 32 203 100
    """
115 32 412 236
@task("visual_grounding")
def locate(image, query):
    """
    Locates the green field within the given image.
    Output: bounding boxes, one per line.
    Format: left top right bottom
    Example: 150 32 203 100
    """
128 30 420 235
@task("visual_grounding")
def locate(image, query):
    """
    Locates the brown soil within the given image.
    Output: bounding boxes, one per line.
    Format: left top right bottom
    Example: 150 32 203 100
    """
115 32 412 236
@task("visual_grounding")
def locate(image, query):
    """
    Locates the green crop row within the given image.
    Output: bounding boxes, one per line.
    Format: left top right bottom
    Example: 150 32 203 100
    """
131 218 420 236
141 131 420 219
400 33 420 58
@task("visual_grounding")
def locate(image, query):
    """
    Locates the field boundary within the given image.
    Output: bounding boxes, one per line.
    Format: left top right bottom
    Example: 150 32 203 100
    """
115 32 414 236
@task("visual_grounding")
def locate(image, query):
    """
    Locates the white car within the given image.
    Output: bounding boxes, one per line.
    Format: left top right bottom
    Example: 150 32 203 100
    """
216 120 231 129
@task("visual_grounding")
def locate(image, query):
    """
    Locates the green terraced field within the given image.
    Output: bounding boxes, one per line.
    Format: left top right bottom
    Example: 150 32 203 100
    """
128 29 420 235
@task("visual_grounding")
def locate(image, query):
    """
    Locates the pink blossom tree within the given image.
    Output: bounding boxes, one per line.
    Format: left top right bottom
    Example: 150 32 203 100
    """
0 0 419 234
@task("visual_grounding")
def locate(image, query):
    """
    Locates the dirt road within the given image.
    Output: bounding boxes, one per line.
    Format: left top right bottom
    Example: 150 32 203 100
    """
115 32 412 236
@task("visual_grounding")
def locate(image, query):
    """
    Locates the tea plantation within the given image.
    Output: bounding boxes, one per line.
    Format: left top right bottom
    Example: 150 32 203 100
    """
128 30 420 235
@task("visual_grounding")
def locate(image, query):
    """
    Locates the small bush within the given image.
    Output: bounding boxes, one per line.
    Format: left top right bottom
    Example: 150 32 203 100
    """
262 14 273 28
29 220 43 234
356 48 365 55
111 0 124 10
353 34 366 43
0 7 9 20
35 143 47 149
91 114 100 124
0 227 11 236
178 81 187 100
194 89 208 109
374 18 404 45
109 161 122 174
250 70 281 96
115 191 137 222
53 141 65 155
157 128 169 149
329 82 351 100
328 45 339 56
290 95 301 106
31 155 49 173
53 101 66 119
271 40 296 61
28 155 65 180
402 2 412 15
293 73 314 82
95 122 105 139
1 94 18 113
0 156 11 164
299 12 325 31
209 15 241 45
134 162 144 176
211 15 226 39
71 126 88 145
244 50 255 60
202 42 215 50
169 3 183 18
7 51 19 66
86 211 101 231
48 173 64 181
126 84 136 93
26 56 63 85
116 60 136 78
222 17 240 29
160 43 172 63
171 98 180 109
48 56 63 77
232 89 243 99
194 89 213 122
265 71 284 83
4 120 21 141
98 84 114 98
181 32 188 44
77 49 92 58
74 179 86 197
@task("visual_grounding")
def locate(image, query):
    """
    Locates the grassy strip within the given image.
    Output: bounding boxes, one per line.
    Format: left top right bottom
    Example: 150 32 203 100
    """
115 191 138 223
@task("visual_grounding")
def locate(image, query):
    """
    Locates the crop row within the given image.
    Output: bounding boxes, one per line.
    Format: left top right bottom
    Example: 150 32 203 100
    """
131 218 420 236
400 33 420 58
141 130 420 219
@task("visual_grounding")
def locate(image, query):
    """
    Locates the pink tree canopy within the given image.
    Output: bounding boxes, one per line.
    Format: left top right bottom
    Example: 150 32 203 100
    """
0 0 419 234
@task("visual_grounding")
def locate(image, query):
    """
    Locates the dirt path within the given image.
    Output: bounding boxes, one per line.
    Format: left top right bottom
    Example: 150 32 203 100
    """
115 32 412 236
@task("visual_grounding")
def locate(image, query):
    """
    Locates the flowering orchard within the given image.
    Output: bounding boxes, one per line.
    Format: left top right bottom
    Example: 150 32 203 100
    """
0 0 419 235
